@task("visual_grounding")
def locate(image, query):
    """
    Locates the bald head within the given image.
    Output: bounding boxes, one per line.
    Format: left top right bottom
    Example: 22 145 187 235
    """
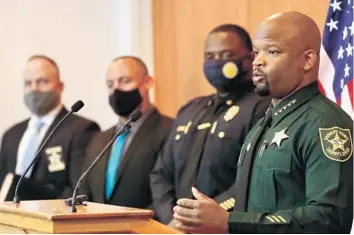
252 11 321 100
112 56 148 78
257 11 321 54
23 56 63 94
106 56 151 93
105 56 153 116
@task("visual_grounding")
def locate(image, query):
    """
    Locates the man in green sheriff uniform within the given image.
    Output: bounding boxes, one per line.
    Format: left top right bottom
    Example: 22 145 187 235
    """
172 11 353 233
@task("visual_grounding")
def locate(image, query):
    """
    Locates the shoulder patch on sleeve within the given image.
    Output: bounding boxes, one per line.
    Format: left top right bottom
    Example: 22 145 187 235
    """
319 127 353 162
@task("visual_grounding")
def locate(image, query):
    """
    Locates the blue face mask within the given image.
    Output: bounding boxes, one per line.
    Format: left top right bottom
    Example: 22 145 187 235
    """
203 56 250 92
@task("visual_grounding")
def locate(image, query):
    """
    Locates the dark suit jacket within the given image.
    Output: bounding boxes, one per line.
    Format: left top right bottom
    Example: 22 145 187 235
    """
81 108 172 209
0 107 100 198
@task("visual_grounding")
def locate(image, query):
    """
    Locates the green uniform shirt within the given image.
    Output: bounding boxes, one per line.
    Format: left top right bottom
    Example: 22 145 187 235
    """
229 82 353 233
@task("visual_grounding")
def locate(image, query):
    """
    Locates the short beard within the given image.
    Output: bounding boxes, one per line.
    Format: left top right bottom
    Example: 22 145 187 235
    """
255 80 270 97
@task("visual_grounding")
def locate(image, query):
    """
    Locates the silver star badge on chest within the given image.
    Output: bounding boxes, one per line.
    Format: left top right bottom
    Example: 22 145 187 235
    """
270 128 289 147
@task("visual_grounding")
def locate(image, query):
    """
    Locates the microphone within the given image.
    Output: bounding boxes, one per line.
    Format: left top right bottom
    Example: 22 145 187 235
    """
71 100 84 112
129 109 142 122
13 100 85 204
68 109 142 212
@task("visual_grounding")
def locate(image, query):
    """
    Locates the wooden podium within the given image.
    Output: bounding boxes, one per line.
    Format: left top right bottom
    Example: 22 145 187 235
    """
0 200 182 234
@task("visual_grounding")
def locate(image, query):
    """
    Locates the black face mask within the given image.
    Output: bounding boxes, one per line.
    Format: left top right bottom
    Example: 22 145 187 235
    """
109 89 142 117
203 56 250 92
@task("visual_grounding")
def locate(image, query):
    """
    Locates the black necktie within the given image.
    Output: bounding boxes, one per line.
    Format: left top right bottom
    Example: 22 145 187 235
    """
178 95 228 199
234 108 272 211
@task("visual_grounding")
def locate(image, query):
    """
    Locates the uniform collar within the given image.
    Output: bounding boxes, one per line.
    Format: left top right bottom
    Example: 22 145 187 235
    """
213 80 255 107
270 81 320 127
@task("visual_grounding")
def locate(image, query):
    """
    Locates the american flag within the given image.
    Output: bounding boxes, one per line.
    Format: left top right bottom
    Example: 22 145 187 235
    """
318 0 353 118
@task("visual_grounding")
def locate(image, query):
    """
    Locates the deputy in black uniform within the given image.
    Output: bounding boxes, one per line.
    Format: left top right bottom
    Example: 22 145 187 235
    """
150 24 270 226
172 12 353 234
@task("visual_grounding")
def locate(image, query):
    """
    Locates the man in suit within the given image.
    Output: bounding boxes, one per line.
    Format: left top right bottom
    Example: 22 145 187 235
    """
150 24 270 226
0 55 100 199
82 56 172 209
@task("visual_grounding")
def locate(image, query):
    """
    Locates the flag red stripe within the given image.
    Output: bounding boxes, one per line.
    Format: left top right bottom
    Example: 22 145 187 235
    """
347 79 353 108
317 80 326 96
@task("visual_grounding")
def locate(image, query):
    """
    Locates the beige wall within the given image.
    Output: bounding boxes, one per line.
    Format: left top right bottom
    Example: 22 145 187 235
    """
0 0 154 135
153 0 329 118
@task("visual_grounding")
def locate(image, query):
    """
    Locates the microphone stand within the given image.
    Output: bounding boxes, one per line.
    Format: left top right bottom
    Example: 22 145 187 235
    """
69 124 131 212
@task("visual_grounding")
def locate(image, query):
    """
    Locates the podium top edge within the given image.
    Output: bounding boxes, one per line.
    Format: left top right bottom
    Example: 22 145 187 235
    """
0 199 154 220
